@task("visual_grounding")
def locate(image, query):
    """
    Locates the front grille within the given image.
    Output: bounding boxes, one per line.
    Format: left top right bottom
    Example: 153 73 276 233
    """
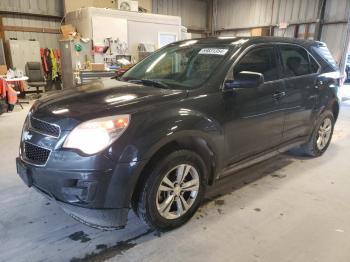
30 117 60 137
24 142 50 165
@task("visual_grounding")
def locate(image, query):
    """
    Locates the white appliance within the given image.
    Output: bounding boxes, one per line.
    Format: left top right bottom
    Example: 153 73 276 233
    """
118 0 138 11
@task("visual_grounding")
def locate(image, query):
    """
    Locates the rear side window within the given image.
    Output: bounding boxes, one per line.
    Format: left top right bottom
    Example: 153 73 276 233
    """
279 45 315 77
312 45 338 70
234 46 279 82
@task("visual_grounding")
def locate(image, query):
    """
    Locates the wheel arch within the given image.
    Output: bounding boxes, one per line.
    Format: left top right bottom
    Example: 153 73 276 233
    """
331 100 339 121
131 133 218 211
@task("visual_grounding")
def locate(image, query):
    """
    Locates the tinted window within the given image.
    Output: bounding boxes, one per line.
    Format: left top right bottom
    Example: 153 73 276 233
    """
280 45 311 77
309 55 319 73
234 47 279 82
121 44 230 89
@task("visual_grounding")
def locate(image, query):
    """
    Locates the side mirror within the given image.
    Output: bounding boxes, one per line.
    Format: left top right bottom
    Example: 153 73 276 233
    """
224 71 264 90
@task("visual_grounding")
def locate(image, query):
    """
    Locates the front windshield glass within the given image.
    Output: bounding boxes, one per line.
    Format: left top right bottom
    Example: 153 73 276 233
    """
121 42 232 89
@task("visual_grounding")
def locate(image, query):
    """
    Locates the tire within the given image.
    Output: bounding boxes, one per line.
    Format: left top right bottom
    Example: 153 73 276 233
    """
302 110 335 157
135 150 207 231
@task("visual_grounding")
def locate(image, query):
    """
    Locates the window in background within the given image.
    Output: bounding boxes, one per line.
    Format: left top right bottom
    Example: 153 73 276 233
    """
158 33 177 48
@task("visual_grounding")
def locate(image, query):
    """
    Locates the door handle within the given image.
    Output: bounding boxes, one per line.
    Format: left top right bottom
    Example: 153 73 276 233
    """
272 91 286 100
315 80 324 89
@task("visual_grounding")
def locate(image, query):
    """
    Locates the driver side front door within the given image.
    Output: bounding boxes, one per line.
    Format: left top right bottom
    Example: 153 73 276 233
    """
223 45 285 166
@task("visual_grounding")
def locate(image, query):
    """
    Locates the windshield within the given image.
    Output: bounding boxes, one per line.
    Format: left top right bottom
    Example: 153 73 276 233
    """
121 42 231 89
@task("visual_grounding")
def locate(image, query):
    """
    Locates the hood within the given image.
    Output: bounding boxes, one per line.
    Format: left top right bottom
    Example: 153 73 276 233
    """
31 78 186 130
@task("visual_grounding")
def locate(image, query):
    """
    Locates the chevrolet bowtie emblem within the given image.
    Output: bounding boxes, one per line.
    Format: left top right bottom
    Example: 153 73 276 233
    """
23 131 33 141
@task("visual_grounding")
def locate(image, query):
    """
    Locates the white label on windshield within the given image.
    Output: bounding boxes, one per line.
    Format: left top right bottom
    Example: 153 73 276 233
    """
199 48 228 55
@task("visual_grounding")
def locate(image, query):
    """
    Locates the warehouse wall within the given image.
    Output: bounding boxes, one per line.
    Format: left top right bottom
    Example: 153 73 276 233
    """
321 0 350 68
214 0 350 70
215 0 319 30
2 15 61 49
0 0 63 17
0 0 63 50
153 0 208 32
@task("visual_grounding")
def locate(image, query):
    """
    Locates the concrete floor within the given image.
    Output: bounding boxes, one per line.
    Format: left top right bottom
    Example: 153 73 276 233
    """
1 87 350 262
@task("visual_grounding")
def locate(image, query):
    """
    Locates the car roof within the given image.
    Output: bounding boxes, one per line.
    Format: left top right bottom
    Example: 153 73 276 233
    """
176 36 323 48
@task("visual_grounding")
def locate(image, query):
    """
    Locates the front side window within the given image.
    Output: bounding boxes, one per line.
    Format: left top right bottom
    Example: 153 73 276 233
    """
121 43 231 89
233 46 279 82
280 45 314 77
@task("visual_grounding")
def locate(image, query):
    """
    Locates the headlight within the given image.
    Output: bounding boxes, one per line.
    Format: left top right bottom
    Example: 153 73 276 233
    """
63 115 130 155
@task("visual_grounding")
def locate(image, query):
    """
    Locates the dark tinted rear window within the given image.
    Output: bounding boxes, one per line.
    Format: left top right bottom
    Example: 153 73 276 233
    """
280 45 310 77
312 45 338 70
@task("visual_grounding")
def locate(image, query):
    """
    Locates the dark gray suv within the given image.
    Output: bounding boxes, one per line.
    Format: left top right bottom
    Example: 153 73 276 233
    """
17 37 341 231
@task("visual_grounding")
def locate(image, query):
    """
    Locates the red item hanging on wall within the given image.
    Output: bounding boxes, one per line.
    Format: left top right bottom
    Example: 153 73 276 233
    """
40 48 48 73
0 79 7 98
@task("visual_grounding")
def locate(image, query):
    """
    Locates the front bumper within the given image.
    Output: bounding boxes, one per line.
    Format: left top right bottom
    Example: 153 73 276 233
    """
16 156 145 229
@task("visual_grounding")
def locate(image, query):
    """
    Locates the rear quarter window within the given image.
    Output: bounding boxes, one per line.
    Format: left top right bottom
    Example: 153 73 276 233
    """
312 45 338 70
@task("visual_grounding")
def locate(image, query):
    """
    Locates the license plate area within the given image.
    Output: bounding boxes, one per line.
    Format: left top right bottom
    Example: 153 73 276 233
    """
16 159 33 187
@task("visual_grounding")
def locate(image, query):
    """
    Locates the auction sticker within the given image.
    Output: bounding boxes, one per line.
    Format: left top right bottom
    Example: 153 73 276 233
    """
199 48 228 55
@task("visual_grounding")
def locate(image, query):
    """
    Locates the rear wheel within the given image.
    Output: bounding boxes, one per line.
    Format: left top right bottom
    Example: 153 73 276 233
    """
302 111 335 157
135 150 206 231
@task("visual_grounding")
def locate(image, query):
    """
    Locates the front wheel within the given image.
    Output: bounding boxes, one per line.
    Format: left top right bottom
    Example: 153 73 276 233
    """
135 150 206 231
302 111 335 157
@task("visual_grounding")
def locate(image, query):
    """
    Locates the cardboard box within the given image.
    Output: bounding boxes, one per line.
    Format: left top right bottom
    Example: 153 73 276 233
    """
91 63 105 71
251 28 270 37
0 65 7 75
61 24 76 38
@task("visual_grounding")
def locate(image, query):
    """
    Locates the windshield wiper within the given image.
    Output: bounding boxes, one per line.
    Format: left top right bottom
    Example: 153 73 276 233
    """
128 79 169 89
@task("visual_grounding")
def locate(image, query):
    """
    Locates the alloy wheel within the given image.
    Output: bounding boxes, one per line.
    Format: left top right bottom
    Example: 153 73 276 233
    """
156 164 200 220
316 117 332 151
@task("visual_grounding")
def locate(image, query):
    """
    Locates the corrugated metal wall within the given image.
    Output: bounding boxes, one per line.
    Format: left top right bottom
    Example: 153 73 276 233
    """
1 0 349 66
215 0 274 29
215 0 319 30
214 0 350 67
0 0 63 49
321 0 350 64
152 0 208 30
0 0 63 17
2 15 61 49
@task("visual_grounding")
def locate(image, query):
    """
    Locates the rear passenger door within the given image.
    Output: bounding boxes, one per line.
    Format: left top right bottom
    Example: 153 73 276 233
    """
277 44 320 142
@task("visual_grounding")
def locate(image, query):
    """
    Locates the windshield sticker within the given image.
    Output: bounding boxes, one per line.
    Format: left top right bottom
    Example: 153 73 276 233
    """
199 48 228 55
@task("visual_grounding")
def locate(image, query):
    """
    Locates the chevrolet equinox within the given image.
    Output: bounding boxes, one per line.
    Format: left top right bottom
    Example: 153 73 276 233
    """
17 37 341 231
